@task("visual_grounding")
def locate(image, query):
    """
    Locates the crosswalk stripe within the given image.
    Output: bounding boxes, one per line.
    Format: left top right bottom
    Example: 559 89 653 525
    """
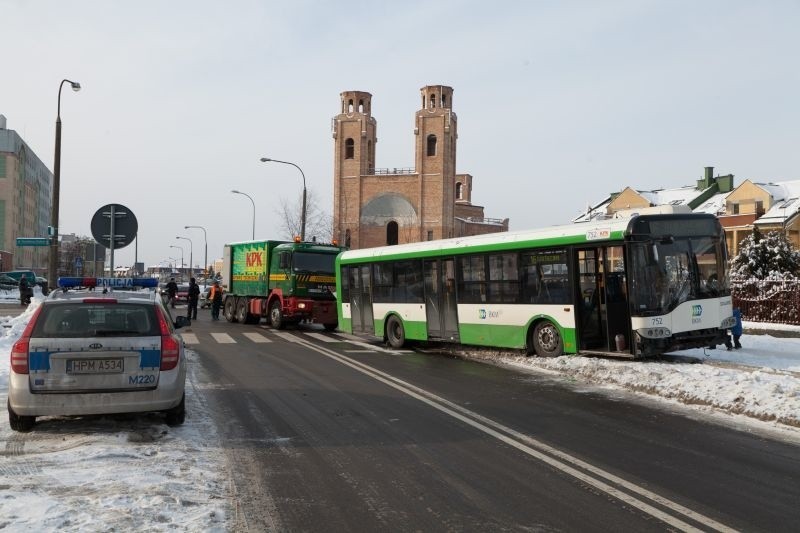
272 331 301 343
211 332 236 344
181 333 200 344
242 332 272 343
304 332 340 343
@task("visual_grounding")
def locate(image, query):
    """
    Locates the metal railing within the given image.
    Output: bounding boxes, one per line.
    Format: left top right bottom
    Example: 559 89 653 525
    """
731 278 800 325
368 167 416 175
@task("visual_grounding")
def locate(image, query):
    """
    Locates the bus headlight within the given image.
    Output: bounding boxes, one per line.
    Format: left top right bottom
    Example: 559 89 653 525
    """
637 327 672 339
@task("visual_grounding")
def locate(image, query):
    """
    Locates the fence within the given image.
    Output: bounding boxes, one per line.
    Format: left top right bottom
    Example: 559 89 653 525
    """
731 279 800 325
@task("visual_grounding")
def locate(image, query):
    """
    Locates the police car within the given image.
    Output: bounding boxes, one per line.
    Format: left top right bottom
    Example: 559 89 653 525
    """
7 277 190 432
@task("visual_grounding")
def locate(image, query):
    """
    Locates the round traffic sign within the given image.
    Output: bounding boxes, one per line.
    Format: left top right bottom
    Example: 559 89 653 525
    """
91 204 138 249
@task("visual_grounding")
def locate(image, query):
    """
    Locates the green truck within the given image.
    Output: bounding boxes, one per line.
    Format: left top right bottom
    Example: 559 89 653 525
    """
220 239 343 330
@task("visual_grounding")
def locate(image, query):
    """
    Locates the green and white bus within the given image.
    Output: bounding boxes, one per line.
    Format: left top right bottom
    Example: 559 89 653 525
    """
336 211 735 358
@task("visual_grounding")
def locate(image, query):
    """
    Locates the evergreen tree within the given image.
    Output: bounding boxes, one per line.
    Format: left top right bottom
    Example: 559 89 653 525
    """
730 227 800 280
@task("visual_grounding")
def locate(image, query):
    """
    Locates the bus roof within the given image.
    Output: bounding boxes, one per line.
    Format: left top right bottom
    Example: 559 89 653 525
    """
339 213 718 263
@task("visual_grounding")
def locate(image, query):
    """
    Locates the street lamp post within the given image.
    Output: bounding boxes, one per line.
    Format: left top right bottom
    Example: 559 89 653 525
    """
260 157 307 241
185 225 207 277
231 190 255 239
48 78 81 285
176 236 193 277
169 245 184 274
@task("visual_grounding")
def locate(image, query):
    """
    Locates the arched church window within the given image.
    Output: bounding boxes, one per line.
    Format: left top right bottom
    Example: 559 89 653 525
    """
456 182 463 200
426 134 437 157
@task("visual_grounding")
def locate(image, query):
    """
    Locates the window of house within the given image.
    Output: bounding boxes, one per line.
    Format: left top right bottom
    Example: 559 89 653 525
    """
732 203 739 215
345 138 354 159
755 200 764 216
426 135 437 156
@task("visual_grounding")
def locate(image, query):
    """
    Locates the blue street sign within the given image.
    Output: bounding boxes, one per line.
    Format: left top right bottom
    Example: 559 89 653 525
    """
16 237 50 247
75 256 83 268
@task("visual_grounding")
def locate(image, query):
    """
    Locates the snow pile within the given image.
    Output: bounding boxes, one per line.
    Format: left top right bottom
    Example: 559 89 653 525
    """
481 352 799 426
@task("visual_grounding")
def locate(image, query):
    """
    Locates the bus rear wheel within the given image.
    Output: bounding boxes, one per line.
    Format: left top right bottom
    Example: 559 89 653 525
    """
386 316 405 349
531 320 563 357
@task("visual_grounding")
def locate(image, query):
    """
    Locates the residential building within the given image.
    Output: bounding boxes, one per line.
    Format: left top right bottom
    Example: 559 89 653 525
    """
0 114 53 273
573 167 800 256
332 85 509 250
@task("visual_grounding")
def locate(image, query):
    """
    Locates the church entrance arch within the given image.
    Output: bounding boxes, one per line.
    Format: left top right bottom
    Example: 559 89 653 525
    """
387 221 399 245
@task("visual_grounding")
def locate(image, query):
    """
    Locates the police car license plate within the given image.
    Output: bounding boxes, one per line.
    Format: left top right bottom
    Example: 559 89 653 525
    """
67 358 124 374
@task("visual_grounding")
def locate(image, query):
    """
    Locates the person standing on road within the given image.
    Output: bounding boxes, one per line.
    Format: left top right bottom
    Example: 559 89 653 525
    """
187 277 200 320
166 277 179 309
209 280 223 321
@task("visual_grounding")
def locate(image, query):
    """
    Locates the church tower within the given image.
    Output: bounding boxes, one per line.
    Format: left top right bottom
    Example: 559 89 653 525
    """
332 91 377 248
415 85 457 240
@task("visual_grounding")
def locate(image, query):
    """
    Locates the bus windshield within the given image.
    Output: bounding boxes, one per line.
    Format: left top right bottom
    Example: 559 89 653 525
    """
293 252 337 274
629 235 728 316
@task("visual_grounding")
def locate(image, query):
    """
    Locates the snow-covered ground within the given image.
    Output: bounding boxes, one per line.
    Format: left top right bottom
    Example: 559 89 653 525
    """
1 293 798 530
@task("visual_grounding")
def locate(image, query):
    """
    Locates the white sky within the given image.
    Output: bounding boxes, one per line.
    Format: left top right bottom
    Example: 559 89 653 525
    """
1 294 799 529
3 1 800 268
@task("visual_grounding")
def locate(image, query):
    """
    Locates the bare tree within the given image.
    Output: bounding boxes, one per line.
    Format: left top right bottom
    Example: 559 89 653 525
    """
276 188 333 242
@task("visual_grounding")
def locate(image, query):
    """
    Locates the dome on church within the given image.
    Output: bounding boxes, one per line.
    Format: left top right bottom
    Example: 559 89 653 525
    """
360 193 418 226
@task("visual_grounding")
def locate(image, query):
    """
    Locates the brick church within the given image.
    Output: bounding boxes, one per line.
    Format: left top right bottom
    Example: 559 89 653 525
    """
332 85 509 250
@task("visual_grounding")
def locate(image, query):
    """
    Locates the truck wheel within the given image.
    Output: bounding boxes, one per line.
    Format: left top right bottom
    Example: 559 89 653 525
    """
224 297 238 323
269 300 284 329
235 298 248 323
386 316 405 349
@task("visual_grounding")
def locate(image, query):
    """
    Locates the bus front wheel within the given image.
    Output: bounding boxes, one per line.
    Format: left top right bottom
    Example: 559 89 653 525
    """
386 316 405 349
531 321 563 357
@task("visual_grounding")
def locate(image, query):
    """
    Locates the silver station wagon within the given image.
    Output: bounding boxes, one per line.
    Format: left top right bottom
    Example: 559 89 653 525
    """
7 277 190 432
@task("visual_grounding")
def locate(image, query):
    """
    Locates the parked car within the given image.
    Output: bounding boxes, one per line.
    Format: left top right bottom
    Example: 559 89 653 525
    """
35 276 49 295
175 283 190 305
200 285 213 308
0 274 18 291
7 281 190 432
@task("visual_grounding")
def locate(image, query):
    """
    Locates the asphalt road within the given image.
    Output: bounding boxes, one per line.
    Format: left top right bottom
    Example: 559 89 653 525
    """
183 309 800 532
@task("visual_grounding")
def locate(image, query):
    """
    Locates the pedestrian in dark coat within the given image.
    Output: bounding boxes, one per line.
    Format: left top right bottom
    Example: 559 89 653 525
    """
187 277 200 320
19 276 32 306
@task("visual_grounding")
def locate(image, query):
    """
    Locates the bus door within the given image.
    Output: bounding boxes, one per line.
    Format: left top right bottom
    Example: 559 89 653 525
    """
576 246 630 353
349 265 374 335
603 246 631 354
424 259 459 341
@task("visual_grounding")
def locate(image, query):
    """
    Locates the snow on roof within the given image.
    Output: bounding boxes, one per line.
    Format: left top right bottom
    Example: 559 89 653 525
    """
754 179 800 226
638 185 701 206
693 191 730 215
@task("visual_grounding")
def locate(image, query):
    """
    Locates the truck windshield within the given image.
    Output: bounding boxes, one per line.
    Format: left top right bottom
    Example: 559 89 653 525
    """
292 252 337 274
628 235 728 316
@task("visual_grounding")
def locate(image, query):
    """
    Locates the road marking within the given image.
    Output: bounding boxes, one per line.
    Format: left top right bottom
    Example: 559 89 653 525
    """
211 332 236 344
272 331 301 343
243 332 272 343
304 332 340 343
181 333 200 344
292 337 735 533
